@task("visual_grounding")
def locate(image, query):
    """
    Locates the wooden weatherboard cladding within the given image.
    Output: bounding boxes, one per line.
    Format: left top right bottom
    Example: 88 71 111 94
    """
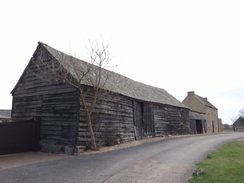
11 42 190 155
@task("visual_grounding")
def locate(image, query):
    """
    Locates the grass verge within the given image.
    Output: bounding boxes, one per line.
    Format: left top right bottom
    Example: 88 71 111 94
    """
189 140 244 183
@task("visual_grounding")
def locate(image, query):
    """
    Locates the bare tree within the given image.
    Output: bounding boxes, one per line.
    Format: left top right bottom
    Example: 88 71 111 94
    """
230 107 244 124
230 116 238 123
239 107 244 118
31 41 114 150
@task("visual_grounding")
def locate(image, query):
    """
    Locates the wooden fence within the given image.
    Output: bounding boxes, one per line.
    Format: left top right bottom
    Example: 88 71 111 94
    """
0 118 40 155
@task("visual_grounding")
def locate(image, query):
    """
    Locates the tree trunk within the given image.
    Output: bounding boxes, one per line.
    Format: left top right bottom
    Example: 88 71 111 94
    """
86 114 98 150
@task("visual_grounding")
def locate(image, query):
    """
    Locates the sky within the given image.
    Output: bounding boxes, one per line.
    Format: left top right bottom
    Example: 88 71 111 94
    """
0 0 243 124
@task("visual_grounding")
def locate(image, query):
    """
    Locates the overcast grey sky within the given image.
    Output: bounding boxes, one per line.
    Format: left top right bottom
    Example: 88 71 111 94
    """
0 0 243 124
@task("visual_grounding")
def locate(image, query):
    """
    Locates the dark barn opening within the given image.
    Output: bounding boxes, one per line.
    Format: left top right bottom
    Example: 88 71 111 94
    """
196 120 203 134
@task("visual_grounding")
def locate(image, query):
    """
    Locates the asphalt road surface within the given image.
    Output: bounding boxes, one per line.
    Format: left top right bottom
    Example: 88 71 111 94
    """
1 132 244 183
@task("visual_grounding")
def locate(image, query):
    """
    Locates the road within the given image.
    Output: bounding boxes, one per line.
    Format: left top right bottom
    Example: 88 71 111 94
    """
1 132 244 183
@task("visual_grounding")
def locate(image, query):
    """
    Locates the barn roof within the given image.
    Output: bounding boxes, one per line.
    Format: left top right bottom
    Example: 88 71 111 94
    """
195 95 217 109
183 91 217 110
233 117 244 126
36 42 188 108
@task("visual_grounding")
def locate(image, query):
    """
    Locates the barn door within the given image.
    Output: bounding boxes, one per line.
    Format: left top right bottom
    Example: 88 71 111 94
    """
212 120 215 133
189 119 197 134
143 104 155 137
133 102 155 139
133 102 144 139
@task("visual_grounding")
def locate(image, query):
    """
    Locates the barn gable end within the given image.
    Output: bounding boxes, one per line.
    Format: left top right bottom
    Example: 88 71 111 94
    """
11 45 80 154
233 117 244 132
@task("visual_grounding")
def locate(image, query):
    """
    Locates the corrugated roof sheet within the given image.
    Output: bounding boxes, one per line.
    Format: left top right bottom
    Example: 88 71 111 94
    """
40 42 188 109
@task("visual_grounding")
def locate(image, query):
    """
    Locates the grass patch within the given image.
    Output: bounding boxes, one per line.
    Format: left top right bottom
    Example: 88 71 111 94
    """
189 140 244 183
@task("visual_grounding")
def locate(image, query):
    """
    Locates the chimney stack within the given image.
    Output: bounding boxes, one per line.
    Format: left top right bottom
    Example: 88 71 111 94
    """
188 91 195 96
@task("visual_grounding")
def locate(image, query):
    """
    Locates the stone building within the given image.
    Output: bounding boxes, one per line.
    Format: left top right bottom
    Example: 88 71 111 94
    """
182 91 221 133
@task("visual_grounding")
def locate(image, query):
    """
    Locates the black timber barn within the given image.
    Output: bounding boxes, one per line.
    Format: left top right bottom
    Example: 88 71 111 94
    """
233 117 244 132
11 42 190 154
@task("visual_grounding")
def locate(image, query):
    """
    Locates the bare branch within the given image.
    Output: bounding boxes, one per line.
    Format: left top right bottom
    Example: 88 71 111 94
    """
239 107 244 117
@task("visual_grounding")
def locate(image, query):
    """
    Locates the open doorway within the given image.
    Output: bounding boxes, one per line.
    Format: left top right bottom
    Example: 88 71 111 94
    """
196 120 203 134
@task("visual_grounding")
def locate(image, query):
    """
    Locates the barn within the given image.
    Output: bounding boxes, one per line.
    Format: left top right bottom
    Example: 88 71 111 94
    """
11 42 190 154
233 117 244 132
